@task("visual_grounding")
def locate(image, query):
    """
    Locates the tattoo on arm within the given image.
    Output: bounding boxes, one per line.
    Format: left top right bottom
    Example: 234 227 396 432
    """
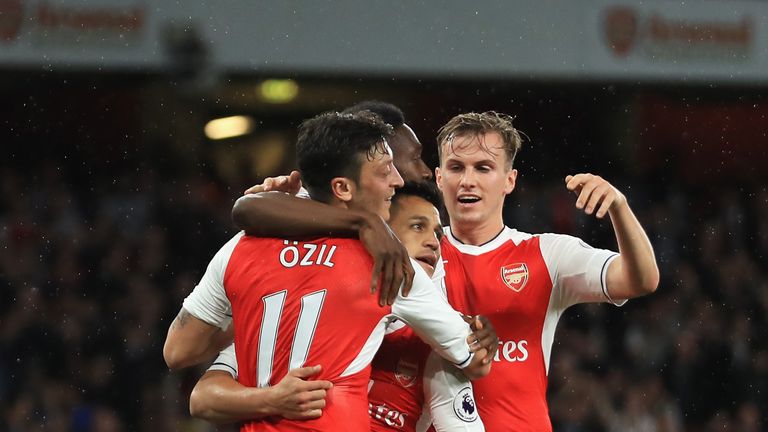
172 309 191 328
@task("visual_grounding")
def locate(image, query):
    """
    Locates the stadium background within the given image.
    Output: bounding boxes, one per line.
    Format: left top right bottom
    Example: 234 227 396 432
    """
2 1 766 431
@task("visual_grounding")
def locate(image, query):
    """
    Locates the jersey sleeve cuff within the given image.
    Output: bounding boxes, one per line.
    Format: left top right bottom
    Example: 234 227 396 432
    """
454 352 474 369
207 362 238 378
182 295 232 331
601 253 626 306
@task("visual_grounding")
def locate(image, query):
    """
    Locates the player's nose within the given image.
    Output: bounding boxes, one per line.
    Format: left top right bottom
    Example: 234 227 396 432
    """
391 166 405 188
459 168 477 188
418 160 432 180
424 233 439 251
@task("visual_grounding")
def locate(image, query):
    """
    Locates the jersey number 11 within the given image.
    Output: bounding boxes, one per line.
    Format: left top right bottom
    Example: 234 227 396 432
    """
256 289 327 387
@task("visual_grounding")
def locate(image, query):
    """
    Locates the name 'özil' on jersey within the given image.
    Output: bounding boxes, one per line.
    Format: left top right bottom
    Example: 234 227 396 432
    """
226 236 384 431
183 232 476 432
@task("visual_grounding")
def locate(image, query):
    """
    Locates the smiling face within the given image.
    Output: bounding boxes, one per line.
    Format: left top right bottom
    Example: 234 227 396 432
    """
435 132 517 243
388 194 442 276
347 140 404 221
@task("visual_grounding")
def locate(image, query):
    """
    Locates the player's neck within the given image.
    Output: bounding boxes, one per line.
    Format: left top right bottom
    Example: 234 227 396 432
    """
449 218 505 246
329 199 350 211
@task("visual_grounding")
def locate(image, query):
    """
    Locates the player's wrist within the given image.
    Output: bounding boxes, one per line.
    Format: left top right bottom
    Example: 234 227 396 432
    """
608 192 629 216
250 386 280 417
350 209 379 234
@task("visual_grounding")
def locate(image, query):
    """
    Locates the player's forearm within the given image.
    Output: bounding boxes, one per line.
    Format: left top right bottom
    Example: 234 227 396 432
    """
164 309 233 370
607 200 660 298
232 193 371 238
190 371 278 423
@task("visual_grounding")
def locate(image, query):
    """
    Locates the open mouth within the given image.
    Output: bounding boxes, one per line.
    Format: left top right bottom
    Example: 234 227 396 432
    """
457 195 481 205
415 253 438 270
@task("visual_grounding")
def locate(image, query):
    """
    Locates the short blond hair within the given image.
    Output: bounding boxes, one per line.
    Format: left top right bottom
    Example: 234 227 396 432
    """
437 111 523 170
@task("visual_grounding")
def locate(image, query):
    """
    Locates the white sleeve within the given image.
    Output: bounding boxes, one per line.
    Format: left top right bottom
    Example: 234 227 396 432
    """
539 233 623 309
296 187 311 199
182 232 243 330
392 258 474 369
207 344 238 378
414 404 432 432
422 351 485 431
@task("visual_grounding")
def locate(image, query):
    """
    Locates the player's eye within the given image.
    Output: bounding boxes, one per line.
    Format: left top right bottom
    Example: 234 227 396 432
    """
411 223 424 231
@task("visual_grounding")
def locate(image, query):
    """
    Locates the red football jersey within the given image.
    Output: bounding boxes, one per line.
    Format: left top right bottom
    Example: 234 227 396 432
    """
226 236 387 431
183 232 475 432
440 227 619 432
368 325 431 431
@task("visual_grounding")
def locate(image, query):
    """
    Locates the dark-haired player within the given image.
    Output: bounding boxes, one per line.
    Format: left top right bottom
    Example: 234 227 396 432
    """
165 111 491 431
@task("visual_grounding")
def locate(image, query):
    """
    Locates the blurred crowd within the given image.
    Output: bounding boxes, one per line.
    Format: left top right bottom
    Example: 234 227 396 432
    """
1 155 766 431
530 182 768 432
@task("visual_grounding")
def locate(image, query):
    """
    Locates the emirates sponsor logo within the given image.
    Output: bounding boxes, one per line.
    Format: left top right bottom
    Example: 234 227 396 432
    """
501 263 528 292
369 403 406 428
494 340 529 362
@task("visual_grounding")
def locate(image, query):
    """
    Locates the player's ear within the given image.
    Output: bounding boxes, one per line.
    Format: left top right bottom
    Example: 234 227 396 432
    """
435 167 443 191
504 168 517 195
330 177 354 203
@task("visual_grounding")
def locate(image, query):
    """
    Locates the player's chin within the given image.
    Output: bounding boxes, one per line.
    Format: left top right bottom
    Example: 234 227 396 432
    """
375 204 391 221
452 206 481 221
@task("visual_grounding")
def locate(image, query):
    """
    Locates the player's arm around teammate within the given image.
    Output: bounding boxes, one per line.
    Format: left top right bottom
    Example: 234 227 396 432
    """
564 173 660 300
188 345 332 424
233 188 412 306
235 176 499 365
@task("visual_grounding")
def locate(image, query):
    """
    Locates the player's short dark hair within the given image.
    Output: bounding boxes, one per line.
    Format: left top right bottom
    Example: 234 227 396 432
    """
343 101 405 129
296 111 394 203
391 181 444 217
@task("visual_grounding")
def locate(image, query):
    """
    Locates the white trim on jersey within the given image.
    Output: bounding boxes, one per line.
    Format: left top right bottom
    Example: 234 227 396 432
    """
344 258 474 376
599 253 622 306
432 255 446 282
340 315 392 378
184 237 473 381
384 319 407 335
443 227 623 306
182 232 244 330
443 226 519 255
538 233 623 308
539 234 620 374
208 344 238 378
444 226 624 376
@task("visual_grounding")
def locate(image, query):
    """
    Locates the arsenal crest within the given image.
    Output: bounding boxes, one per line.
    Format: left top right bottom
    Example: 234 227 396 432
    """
394 358 418 387
0 0 23 42
603 6 638 57
501 263 528 292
